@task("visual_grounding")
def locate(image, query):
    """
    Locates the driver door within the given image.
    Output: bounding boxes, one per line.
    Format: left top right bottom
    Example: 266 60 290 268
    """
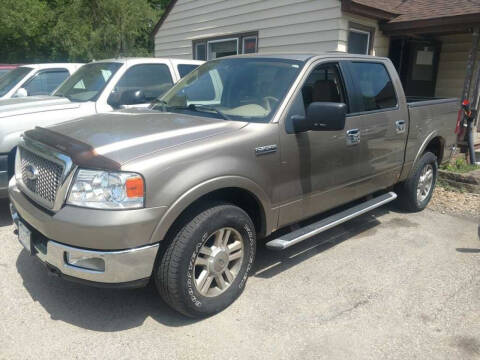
107 64 174 109
276 61 369 227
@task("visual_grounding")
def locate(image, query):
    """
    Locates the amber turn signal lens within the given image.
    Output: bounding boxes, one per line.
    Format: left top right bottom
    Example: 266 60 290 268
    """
125 177 144 198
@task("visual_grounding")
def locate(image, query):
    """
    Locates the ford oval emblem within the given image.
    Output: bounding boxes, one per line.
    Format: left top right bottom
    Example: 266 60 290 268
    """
25 164 39 181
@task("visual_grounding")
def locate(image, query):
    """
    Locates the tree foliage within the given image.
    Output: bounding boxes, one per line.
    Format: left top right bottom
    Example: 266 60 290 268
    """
0 0 166 63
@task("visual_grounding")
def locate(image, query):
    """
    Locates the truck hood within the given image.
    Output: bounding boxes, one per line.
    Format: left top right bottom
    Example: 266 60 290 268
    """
0 95 80 118
25 109 247 168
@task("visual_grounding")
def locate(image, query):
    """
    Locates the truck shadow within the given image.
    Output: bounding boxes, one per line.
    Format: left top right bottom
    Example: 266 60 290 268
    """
15 204 398 332
15 251 198 331
0 199 13 227
253 205 393 279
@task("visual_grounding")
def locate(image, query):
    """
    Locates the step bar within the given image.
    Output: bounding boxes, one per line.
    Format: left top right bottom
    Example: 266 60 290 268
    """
266 192 397 250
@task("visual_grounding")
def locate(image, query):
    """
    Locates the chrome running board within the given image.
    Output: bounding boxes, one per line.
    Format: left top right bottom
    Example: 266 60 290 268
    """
266 192 397 250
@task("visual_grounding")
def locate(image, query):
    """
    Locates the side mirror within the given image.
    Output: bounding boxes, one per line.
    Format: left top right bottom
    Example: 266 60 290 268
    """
13 88 28 98
293 102 347 132
108 89 146 108
120 89 146 105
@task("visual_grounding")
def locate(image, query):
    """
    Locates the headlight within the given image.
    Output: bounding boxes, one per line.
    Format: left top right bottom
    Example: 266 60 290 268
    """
67 169 144 209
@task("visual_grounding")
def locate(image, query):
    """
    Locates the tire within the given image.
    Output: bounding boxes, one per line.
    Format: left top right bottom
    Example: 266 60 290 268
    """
155 203 256 317
396 151 438 212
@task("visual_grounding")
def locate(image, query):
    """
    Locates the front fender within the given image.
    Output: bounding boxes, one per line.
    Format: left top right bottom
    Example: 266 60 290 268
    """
149 175 274 243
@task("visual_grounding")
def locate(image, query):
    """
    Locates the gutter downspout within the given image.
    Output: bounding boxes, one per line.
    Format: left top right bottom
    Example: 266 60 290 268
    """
461 27 479 164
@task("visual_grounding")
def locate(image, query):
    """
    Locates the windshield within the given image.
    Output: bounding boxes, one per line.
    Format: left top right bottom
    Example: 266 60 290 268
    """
153 58 303 123
0 67 32 97
0 69 12 77
54 62 122 102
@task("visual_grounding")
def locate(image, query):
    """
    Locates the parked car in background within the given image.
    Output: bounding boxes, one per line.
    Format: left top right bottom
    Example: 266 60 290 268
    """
0 64 19 78
0 57 203 196
0 63 83 99
9 54 457 317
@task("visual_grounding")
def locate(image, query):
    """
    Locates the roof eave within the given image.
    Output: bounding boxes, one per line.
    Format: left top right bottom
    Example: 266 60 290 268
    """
341 0 398 21
381 13 480 35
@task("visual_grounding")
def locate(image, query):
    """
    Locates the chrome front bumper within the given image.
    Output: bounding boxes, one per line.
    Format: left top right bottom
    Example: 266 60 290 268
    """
10 202 159 285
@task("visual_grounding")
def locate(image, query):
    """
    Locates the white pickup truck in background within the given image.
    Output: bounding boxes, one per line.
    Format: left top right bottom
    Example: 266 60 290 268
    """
0 57 203 196
0 63 83 99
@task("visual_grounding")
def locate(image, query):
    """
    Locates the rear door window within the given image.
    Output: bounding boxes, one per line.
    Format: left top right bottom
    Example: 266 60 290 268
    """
23 69 69 95
114 64 173 101
348 62 397 112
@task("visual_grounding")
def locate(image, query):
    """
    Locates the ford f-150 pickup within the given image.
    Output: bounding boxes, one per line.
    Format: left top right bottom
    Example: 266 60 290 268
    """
0 57 203 197
9 53 458 317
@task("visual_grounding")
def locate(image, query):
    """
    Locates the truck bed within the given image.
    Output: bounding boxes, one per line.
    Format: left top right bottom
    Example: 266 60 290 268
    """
402 96 458 174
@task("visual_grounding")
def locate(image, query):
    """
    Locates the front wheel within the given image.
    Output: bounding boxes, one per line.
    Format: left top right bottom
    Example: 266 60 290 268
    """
155 203 256 317
396 151 438 212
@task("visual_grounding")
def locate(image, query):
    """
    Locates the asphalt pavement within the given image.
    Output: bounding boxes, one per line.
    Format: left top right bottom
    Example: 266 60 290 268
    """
0 199 479 360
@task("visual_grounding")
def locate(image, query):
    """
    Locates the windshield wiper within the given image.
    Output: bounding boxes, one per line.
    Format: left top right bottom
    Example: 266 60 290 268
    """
188 104 230 120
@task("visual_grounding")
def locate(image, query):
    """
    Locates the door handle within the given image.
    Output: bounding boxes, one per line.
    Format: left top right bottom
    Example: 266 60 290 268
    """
346 129 360 146
395 120 406 134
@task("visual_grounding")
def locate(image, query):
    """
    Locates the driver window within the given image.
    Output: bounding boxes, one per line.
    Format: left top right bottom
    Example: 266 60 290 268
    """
302 63 346 110
114 64 173 102
285 63 347 133
24 70 69 95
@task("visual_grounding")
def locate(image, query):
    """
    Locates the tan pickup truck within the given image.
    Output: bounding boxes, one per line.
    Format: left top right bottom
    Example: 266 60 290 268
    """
9 53 457 317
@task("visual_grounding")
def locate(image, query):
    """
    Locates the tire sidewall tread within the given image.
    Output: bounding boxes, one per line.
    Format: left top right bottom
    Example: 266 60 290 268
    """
397 151 438 212
155 203 256 318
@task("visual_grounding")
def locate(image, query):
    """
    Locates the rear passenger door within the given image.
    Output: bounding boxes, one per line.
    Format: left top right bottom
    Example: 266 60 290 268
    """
343 61 408 192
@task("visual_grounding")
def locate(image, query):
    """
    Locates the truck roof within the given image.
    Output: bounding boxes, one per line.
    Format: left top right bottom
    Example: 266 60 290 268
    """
21 63 84 70
91 57 204 66
221 52 389 62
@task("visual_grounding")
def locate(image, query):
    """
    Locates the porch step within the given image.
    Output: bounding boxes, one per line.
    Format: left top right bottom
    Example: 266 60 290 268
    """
265 192 397 251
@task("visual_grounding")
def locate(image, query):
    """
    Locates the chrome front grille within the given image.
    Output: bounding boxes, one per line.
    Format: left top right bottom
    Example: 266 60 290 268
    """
20 148 63 205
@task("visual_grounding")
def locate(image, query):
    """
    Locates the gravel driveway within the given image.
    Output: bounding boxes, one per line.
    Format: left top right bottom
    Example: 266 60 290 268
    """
0 199 479 360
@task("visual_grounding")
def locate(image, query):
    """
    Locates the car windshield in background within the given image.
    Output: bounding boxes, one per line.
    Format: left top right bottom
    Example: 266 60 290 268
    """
0 67 32 97
153 58 304 123
54 62 122 102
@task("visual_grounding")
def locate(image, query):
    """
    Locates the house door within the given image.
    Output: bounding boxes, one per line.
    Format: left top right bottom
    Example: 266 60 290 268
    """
389 39 441 98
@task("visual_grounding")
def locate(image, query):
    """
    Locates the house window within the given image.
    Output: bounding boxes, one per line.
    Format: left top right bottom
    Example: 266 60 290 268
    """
195 43 206 61
347 22 375 55
242 36 257 54
194 33 258 60
348 29 370 54
208 38 238 60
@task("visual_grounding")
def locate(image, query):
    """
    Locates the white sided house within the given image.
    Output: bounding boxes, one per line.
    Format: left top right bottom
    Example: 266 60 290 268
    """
153 0 480 144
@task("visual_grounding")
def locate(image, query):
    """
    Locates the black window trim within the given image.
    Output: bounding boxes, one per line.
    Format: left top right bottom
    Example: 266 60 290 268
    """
343 60 400 117
192 31 259 60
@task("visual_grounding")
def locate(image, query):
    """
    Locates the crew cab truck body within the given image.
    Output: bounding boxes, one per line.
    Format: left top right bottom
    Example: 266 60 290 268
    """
0 63 83 99
0 58 203 197
9 54 457 317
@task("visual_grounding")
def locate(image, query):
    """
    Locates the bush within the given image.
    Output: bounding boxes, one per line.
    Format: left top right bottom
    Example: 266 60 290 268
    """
440 157 479 173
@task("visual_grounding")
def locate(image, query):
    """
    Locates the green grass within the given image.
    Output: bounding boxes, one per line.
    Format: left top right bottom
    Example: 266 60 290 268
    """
440 157 479 174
